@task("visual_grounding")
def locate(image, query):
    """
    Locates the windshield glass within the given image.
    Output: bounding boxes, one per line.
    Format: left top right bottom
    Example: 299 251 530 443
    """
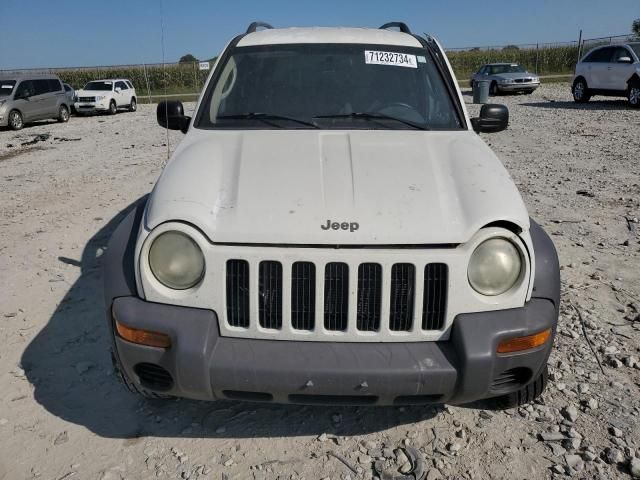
0 80 16 97
487 64 526 74
629 44 640 60
84 81 113 91
196 43 462 130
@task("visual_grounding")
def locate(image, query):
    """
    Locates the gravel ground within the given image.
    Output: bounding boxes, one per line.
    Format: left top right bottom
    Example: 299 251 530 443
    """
1 83 639 480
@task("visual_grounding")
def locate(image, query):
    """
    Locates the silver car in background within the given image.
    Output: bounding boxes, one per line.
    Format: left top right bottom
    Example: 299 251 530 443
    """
0 74 71 130
471 63 540 95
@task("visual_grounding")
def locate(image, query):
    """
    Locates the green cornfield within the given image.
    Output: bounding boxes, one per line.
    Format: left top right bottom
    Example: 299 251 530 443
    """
55 62 212 94
446 44 580 80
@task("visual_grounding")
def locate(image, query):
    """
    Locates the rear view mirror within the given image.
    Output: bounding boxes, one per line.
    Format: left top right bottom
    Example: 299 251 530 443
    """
617 56 633 64
157 100 190 133
471 104 509 133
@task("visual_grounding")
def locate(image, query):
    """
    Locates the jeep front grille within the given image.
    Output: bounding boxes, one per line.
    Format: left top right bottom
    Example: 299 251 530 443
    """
258 261 283 329
324 262 349 331
423 263 448 330
225 259 448 338
356 263 382 332
291 261 315 330
390 263 415 331
226 259 250 327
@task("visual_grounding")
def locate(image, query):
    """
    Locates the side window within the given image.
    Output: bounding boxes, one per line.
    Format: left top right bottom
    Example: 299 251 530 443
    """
116 81 127 90
48 79 62 92
611 47 632 62
584 48 611 63
33 79 50 95
125 80 133 89
15 80 34 98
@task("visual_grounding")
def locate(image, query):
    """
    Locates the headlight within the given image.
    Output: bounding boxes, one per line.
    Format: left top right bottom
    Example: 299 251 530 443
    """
148 231 205 289
468 238 522 296
95 95 105 101
499 79 514 84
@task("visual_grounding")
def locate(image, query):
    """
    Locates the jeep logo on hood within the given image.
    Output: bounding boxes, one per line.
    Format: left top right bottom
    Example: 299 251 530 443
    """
321 219 359 232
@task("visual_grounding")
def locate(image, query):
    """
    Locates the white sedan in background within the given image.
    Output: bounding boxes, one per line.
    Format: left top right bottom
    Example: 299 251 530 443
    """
74 79 137 115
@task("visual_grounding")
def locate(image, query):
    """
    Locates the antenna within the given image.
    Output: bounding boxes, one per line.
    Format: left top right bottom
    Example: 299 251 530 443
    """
159 0 170 161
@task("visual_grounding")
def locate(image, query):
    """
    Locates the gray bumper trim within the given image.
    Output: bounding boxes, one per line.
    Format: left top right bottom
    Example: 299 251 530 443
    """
112 296 556 405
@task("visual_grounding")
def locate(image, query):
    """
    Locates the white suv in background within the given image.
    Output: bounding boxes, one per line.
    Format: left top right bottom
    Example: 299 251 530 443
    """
572 43 640 107
74 78 137 115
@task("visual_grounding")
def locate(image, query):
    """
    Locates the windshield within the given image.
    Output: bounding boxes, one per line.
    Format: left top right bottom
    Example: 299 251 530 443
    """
487 64 526 74
196 43 462 130
629 44 640 60
84 81 113 91
0 80 16 97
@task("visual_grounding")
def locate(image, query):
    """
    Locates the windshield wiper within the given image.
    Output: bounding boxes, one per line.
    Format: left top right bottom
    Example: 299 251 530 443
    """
217 113 319 129
314 112 429 130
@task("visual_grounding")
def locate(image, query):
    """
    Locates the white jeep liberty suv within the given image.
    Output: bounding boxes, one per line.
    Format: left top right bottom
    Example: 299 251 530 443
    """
105 22 560 409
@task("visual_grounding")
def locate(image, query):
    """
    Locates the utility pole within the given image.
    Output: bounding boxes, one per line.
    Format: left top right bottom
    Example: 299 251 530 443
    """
576 30 583 64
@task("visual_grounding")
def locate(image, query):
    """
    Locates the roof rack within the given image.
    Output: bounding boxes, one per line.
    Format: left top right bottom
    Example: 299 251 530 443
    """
246 22 274 34
379 22 412 34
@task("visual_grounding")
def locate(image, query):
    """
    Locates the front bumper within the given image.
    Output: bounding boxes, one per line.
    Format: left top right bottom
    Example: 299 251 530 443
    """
104 197 560 406
74 102 109 113
498 82 540 92
111 295 556 405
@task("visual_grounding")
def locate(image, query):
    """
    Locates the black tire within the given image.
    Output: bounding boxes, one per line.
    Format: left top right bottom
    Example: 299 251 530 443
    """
628 82 640 108
110 349 169 400
488 364 548 410
108 100 117 115
129 97 137 112
58 105 70 123
572 78 591 103
8 110 23 130
489 81 498 96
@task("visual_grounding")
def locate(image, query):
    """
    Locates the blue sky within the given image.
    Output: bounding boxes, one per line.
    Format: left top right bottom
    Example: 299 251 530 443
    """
0 0 637 69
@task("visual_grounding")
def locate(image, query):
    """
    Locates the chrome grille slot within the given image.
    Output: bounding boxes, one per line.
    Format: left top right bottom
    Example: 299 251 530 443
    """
226 259 250 328
423 263 448 330
258 261 283 329
357 263 382 332
324 262 349 331
389 263 415 331
291 261 315 330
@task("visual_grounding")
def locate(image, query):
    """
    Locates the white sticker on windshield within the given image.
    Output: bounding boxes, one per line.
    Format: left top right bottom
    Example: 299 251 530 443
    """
364 50 417 68
417 56 426 63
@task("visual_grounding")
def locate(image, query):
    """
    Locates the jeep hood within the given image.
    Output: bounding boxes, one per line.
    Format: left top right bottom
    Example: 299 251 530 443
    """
144 130 529 245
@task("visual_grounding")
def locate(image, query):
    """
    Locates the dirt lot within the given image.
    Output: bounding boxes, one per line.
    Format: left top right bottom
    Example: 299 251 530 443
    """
1 84 639 480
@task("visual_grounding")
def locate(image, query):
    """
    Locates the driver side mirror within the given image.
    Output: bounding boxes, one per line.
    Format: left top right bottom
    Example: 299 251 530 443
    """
157 100 190 133
115 87 121 93
15 91 29 100
617 56 633 64
471 104 509 133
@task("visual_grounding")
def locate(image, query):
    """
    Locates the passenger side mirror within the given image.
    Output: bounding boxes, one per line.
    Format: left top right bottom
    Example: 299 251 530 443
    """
617 56 633 64
115 87 121 93
471 104 509 133
157 100 190 133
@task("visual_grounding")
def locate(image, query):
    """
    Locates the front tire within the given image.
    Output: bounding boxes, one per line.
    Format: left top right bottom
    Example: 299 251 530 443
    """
489 82 498 96
628 82 640 108
108 100 117 115
58 105 70 123
489 364 548 410
129 97 137 112
572 78 591 103
8 110 23 130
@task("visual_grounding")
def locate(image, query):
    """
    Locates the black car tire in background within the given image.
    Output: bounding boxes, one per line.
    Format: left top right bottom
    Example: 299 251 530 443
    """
572 78 591 103
58 105 70 123
8 110 24 130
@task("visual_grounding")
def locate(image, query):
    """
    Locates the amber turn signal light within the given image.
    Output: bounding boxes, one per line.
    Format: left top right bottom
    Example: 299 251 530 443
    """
115 321 172 348
497 328 551 354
